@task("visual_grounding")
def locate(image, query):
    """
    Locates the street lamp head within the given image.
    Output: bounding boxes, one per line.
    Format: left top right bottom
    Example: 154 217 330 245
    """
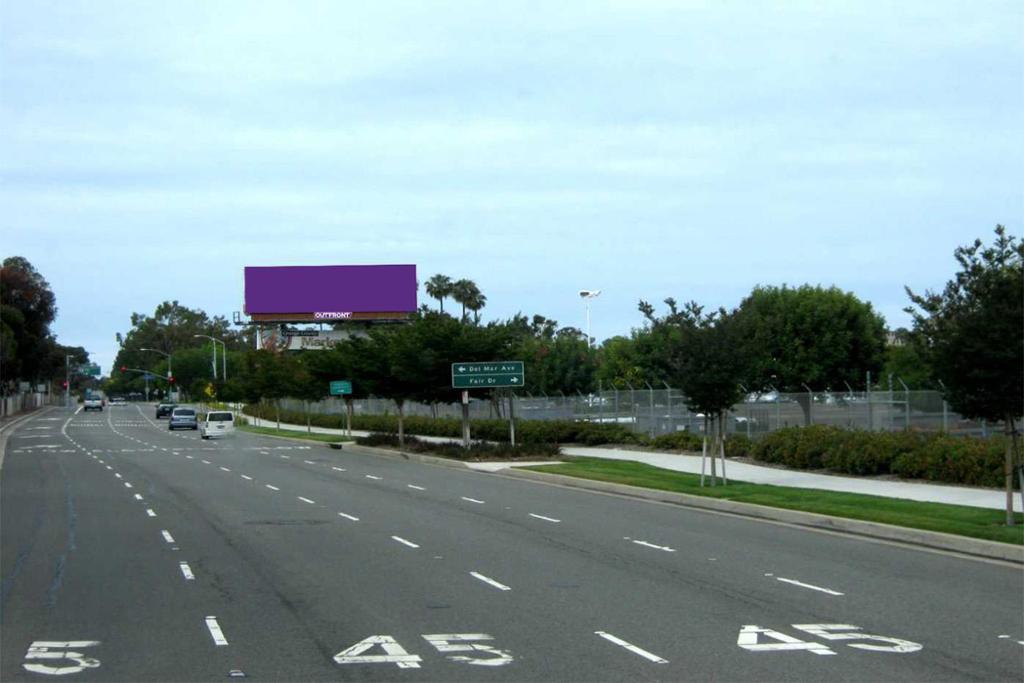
579 289 601 299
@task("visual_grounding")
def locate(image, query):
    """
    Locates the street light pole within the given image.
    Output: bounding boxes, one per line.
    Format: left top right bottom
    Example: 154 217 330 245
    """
578 290 601 348
65 354 71 408
193 335 227 382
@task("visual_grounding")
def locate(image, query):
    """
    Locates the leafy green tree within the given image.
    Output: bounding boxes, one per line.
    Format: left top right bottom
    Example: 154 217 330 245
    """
1 257 58 384
905 225 1023 524
735 284 887 424
640 298 749 485
881 342 936 389
595 334 650 389
515 326 596 395
424 274 454 314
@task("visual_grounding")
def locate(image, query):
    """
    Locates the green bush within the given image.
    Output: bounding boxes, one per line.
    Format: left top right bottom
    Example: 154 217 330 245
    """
750 425 1012 488
725 434 753 459
354 432 560 460
650 430 704 452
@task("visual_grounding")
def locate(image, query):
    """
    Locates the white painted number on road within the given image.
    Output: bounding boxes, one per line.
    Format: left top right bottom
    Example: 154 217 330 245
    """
738 624 922 656
423 634 514 667
333 635 422 669
792 624 923 653
23 641 101 676
737 625 836 655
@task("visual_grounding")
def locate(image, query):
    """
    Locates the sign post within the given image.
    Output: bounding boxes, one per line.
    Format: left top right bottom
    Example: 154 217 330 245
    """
452 362 525 448
330 381 354 436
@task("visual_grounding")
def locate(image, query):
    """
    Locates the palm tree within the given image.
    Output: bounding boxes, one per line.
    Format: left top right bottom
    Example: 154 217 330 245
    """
424 274 453 313
466 291 487 324
450 279 476 322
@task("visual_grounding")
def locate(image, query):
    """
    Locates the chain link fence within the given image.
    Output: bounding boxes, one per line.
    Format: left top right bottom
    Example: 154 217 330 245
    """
280 387 998 438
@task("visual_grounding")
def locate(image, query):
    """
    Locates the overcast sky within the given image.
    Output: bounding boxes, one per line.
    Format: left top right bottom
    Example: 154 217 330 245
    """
3 1 1021 374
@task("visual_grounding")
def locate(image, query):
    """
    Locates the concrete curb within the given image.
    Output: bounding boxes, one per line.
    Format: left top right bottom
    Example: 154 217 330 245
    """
238 427 350 448
343 443 474 470
0 406 59 472
501 468 1024 564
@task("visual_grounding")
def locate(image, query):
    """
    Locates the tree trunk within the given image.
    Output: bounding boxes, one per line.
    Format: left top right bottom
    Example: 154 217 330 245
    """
700 415 708 487
1007 415 1019 526
275 401 281 431
306 400 311 434
794 392 813 426
397 400 405 449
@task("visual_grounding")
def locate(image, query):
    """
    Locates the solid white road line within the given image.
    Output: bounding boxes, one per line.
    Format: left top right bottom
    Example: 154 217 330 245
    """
331 466 346 472
365 474 382 480
632 540 676 553
161 530 175 543
146 509 157 517
461 497 485 504
407 484 425 491
338 512 360 521
594 631 668 664
470 572 511 591
265 484 280 491
179 562 195 580
775 577 844 596
241 474 253 480
298 496 316 505
529 513 561 523
391 536 420 548
205 616 229 646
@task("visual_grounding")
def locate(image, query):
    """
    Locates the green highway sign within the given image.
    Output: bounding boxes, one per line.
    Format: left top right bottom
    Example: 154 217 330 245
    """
329 380 353 396
451 361 525 389
83 363 101 377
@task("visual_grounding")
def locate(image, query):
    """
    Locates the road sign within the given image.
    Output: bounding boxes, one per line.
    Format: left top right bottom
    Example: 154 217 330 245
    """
451 361 525 389
330 380 353 396
83 364 101 377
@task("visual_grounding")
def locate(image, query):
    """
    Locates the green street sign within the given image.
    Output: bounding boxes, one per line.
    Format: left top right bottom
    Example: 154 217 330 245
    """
451 361 525 389
330 380 353 396
84 364 101 377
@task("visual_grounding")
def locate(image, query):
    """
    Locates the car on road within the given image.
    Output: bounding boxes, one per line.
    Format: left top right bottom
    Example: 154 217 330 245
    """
200 411 235 439
110 396 126 405
168 407 198 431
83 392 104 412
156 403 177 419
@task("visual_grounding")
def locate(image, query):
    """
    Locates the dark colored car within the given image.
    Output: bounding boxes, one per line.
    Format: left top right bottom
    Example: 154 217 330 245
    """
156 403 177 419
168 407 198 431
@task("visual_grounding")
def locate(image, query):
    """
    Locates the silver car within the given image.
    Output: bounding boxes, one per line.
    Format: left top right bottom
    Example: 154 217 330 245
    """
168 407 198 431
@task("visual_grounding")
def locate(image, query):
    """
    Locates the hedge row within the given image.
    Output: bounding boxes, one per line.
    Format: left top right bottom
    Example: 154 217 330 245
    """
751 426 1014 489
242 404 1012 488
355 433 561 460
243 404 643 446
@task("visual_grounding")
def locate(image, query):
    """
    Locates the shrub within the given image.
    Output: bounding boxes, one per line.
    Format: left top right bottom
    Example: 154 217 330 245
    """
650 430 704 452
725 434 753 459
354 432 560 460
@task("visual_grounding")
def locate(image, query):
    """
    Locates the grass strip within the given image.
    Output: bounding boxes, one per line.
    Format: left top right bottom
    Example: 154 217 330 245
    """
529 457 1024 546
238 425 352 444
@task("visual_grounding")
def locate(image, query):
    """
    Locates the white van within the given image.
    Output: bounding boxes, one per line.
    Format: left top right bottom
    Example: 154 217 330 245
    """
200 411 235 439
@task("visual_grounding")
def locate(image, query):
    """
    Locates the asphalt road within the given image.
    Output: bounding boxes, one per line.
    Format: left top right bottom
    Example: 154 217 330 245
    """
2 404 1022 682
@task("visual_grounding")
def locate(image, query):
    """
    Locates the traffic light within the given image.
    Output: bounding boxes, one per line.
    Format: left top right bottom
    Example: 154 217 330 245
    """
168 376 175 384
62 380 68 389
120 366 127 373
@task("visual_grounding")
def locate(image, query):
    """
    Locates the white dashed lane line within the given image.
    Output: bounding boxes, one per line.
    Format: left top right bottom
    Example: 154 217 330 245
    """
114 473 122 479
220 466 231 472
773 576 845 596
529 513 560 523
265 484 280 491
470 572 511 591
595 631 668 664
338 512 360 522
146 509 157 517
134 494 144 501
407 484 425 491
304 460 315 464
331 466 346 472
205 616 229 646
298 497 316 505
179 562 195 580
202 460 211 465
391 536 420 549
161 530 176 544
124 483 133 489
365 475 382 480
461 497 485 505
241 475 253 481
630 539 676 553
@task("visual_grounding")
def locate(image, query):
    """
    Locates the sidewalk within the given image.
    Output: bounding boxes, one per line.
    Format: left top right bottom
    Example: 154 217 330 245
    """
248 416 1010 511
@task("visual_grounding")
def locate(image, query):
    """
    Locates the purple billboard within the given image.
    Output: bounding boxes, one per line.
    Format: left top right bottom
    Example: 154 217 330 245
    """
244 264 417 319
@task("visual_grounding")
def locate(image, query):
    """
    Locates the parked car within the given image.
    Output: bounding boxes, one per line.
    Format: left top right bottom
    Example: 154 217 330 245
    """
110 396 126 405
168 407 198 431
200 411 235 439
156 403 177 419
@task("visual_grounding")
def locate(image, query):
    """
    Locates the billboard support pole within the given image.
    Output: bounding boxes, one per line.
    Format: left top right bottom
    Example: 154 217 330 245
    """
462 390 471 449
345 396 353 437
508 390 516 447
